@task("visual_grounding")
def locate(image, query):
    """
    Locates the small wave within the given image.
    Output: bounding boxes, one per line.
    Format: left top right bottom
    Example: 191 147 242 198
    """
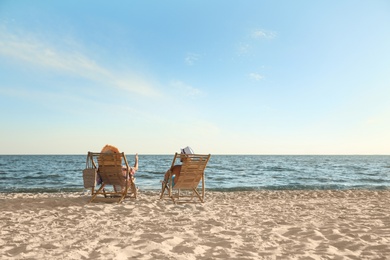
207 184 390 192
264 166 293 172
0 187 84 193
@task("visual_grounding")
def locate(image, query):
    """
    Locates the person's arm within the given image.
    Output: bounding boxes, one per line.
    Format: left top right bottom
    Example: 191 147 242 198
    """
133 153 139 172
172 165 181 183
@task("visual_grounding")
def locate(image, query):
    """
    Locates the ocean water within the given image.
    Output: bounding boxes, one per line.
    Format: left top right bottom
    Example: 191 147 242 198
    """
0 155 389 193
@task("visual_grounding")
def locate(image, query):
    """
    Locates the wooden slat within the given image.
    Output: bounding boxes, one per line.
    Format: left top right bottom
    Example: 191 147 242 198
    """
84 151 137 203
161 153 211 203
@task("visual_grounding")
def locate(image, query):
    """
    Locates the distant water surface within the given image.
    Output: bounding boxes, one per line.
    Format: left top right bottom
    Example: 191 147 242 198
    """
0 155 389 193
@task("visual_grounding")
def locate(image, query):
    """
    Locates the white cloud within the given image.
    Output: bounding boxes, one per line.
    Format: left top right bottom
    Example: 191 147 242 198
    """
237 29 276 56
185 52 200 65
0 29 159 97
249 72 264 81
252 29 277 39
237 42 251 55
171 80 202 96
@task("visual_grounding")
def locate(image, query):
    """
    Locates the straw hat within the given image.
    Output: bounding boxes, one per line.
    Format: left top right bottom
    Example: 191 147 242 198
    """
99 144 121 162
101 144 120 154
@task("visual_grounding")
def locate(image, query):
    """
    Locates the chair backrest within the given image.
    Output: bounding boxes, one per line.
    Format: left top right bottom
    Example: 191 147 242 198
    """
173 153 211 189
97 152 128 186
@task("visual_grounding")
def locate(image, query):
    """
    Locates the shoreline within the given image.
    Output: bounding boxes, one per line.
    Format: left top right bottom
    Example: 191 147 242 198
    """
1 185 389 194
1 190 390 259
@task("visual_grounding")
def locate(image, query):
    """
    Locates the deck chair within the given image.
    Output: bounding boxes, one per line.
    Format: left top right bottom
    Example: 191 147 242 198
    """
83 151 137 203
160 153 211 203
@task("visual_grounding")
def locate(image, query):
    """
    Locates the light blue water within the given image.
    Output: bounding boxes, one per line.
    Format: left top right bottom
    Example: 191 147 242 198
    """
0 155 389 193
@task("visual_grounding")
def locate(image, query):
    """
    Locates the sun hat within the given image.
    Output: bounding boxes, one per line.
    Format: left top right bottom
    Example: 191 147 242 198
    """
181 146 194 155
99 144 121 162
101 144 120 153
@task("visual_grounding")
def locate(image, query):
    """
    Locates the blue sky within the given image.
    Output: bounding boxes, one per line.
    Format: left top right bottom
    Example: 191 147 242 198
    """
1 1 389 155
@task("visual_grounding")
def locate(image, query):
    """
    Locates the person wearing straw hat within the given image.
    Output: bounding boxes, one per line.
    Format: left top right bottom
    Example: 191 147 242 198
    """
97 145 138 189
163 146 194 186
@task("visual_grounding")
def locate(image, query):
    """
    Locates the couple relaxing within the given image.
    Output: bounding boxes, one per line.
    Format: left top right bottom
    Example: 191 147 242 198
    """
89 144 210 203
97 145 193 187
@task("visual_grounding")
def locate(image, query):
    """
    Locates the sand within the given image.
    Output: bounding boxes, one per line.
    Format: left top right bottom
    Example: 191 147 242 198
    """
1 190 389 259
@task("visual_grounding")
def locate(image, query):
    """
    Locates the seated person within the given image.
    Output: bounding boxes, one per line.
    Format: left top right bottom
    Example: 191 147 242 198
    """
97 145 138 188
122 153 138 179
163 146 194 186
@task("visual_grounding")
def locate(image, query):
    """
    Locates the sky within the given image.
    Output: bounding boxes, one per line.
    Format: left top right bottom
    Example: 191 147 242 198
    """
0 1 390 155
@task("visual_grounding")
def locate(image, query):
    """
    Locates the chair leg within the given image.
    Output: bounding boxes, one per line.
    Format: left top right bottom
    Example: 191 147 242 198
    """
160 177 172 199
193 189 203 203
160 181 166 199
90 184 106 203
201 175 205 202
118 189 128 203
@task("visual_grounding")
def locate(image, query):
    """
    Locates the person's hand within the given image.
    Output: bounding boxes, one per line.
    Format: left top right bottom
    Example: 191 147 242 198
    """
135 153 138 160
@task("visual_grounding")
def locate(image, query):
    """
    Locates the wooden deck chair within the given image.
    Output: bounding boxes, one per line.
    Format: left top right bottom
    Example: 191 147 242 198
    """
84 151 137 203
160 153 211 203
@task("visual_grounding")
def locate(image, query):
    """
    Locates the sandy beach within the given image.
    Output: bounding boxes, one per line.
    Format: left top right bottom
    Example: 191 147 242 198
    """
1 190 389 259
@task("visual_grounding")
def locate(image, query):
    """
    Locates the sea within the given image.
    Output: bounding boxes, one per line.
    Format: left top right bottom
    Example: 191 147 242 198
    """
0 155 389 193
